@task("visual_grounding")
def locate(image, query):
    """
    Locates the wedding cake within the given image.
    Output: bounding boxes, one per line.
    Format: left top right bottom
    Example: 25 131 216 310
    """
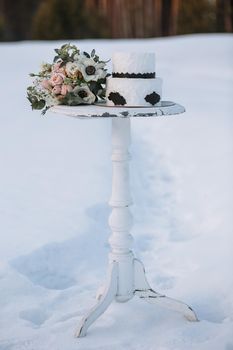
106 52 162 107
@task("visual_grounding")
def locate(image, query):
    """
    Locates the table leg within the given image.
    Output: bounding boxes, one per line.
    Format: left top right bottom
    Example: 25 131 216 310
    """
133 259 198 321
75 262 118 337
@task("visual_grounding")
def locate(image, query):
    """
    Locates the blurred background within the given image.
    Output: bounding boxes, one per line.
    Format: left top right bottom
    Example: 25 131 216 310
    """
0 0 232 41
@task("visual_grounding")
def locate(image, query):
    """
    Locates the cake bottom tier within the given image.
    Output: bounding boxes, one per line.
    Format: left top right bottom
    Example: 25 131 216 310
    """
106 77 162 107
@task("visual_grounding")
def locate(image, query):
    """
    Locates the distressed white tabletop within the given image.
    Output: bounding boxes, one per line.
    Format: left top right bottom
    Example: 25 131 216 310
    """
50 101 185 119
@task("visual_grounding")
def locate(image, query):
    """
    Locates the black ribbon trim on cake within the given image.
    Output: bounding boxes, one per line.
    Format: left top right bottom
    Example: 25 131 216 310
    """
112 72 155 79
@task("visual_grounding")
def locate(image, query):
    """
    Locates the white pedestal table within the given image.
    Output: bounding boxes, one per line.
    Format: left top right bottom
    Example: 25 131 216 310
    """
50 101 198 337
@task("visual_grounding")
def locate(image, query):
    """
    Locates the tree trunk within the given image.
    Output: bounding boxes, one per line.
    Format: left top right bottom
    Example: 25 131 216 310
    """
216 0 233 32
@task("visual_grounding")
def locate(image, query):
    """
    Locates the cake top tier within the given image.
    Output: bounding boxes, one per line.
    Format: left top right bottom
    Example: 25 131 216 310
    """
112 52 155 75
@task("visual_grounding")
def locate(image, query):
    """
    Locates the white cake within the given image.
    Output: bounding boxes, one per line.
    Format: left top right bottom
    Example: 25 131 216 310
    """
106 52 162 107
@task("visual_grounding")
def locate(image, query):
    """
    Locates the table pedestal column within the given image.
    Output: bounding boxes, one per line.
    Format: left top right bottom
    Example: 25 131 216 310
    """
75 118 198 338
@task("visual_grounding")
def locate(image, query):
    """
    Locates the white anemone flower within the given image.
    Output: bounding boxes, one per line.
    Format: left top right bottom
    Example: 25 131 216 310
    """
74 56 107 82
73 84 96 104
73 53 86 61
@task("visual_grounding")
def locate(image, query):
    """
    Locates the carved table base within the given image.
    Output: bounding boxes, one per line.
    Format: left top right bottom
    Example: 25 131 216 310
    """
75 117 198 337
76 258 198 337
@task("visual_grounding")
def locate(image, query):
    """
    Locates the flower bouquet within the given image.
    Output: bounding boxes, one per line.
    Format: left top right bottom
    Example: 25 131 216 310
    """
27 44 109 114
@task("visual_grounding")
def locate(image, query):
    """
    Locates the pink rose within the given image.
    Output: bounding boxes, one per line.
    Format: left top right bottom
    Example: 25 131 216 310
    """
61 84 73 96
49 73 65 86
41 79 51 90
52 62 66 75
53 63 61 71
52 85 62 95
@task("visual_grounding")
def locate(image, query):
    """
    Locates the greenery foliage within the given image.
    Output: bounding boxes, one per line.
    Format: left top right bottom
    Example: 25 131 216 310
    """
178 0 216 34
31 0 109 40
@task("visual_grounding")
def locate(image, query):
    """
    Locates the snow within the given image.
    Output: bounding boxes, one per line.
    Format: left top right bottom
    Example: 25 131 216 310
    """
0 34 233 349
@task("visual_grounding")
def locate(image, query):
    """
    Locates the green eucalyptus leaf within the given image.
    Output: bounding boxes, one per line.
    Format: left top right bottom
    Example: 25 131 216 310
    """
99 59 110 64
53 55 59 62
93 55 99 62
28 96 46 110
61 44 68 49
97 78 106 84
83 51 90 58
89 81 102 95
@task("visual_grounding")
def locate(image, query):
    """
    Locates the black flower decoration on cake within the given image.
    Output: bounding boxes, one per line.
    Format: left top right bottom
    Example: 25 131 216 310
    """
145 91 160 105
108 92 126 105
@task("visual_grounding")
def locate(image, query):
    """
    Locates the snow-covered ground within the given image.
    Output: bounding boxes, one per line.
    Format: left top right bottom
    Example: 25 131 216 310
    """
0 34 233 350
